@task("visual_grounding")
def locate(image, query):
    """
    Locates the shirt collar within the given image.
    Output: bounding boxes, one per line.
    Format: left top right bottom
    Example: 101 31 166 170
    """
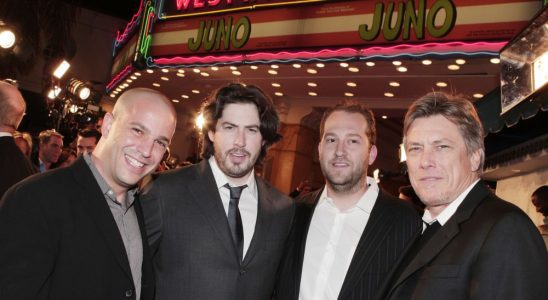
318 176 379 213
0 132 12 137
208 156 257 194
423 179 480 226
84 153 137 206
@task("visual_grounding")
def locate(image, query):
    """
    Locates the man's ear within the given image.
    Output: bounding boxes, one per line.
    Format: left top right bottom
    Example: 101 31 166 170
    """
368 145 378 165
470 148 482 172
101 113 114 138
207 130 215 143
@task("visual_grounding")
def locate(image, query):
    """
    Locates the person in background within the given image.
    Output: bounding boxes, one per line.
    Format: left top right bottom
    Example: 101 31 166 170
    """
531 185 548 249
37 129 63 172
51 147 77 169
0 88 177 299
141 83 294 299
0 80 37 198
76 128 102 156
381 92 547 299
13 131 33 158
276 103 420 300
289 179 312 198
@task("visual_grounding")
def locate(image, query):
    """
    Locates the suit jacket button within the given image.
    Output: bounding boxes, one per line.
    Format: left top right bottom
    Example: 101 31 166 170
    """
124 289 133 298
239 269 247 275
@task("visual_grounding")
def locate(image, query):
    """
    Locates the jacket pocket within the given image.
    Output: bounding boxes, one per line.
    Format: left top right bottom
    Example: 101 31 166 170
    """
420 264 460 278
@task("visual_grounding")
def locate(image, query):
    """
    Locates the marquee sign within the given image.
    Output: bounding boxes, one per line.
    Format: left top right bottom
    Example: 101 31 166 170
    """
149 0 541 56
159 0 331 19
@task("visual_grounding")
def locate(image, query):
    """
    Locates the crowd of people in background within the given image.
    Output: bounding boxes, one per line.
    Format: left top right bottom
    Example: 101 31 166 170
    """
0 79 546 300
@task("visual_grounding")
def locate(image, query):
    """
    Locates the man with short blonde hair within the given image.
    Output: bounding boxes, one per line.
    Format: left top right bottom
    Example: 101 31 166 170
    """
37 129 64 172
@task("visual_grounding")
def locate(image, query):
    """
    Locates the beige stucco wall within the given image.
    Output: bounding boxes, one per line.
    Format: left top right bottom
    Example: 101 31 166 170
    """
495 167 548 226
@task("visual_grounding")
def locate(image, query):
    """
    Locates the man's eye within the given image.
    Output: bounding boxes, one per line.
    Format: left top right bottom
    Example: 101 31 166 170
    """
132 128 143 134
156 140 167 148
407 146 421 152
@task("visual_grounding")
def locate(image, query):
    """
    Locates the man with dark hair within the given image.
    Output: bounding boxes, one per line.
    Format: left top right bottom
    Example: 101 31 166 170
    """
276 103 420 300
141 83 294 299
381 92 547 299
76 128 102 156
0 88 177 299
37 129 64 172
0 81 37 197
531 185 548 249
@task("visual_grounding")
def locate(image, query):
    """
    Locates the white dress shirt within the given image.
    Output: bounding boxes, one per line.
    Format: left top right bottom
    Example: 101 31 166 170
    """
299 177 379 300
0 132 12 137
209 157 258 258
422 179 480 230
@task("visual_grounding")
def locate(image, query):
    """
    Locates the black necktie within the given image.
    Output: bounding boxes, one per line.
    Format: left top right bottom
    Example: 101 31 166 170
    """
389 220 442 286
224 183 247 261
420 221 441 245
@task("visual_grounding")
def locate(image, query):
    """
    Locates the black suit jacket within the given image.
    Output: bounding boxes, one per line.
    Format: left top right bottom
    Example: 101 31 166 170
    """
0 157 154 300
0 135 37 198
141 160 295 300
382 181 548 299
275 187 421 300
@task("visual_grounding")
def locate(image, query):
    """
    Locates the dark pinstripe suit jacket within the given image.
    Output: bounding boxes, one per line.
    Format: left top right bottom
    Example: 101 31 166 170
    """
275 187 420 300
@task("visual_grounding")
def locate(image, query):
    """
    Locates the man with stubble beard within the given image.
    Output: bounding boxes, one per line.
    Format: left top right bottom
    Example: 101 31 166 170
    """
275 103 420 300
141 83 294 300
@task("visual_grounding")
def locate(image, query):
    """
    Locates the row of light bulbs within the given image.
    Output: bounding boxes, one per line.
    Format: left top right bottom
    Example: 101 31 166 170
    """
110 57 499 101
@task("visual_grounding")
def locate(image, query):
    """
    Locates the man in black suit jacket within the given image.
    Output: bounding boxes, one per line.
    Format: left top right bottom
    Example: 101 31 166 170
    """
0 80 37 197
275 104 420 300
141 83 294 299
0 88 178 299
381 92 547 299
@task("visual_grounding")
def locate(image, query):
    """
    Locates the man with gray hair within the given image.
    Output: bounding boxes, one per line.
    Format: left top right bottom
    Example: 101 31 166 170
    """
0 80 37 197
381 92 547 299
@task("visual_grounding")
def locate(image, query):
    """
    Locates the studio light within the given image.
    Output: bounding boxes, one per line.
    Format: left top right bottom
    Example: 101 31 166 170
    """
53 60 71 79
67 78 91 100
0 21 16 49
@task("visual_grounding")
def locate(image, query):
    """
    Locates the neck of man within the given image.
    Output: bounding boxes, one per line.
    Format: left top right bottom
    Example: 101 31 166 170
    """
39 154 52 170
326 179 369 212
227 170 253 187
0 124 15 134
426 175 480 219
90 154 128 204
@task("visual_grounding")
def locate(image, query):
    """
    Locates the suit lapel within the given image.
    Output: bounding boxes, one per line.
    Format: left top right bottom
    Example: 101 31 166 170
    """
391 182 490 290
186 160 239 261
242 177 272 266
337 190 401 300
70 157 133 279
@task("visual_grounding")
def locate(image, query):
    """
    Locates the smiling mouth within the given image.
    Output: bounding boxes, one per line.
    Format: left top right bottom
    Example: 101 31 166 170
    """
125 155 144 168
420 176 442 182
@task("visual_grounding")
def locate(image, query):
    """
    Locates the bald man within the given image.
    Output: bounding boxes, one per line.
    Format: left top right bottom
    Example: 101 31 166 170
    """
0 81 37 197
0 88 177 300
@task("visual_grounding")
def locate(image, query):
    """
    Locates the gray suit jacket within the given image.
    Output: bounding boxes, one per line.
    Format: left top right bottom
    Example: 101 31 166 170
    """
381 181 548 300
141 160 295 300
